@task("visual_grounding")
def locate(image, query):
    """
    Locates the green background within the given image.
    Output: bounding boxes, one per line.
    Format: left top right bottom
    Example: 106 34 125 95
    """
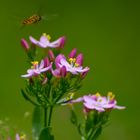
0 0 139 139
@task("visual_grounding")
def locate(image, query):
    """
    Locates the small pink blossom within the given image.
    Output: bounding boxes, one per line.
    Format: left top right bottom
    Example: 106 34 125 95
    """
21 60 52 78
71 92 125 112
29 33 65 49
55 49 89 75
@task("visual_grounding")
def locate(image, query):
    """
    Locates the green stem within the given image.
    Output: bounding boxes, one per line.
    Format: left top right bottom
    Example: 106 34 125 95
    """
48 106 53 127
44 107 47 128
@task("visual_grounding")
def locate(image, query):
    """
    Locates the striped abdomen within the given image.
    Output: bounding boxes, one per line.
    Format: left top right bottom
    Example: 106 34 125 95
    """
22 14 42 25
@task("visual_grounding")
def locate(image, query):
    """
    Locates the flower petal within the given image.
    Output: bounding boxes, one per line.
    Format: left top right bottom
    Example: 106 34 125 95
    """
49 37 63 48
114 105 126 110
39 60 44 69
40 63 52 73
55 54 66 68
21 73 33 78
29 36 38 44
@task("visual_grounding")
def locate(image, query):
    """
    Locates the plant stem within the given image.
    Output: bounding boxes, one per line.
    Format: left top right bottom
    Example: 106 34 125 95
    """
44 107 47 127
48 106 53 127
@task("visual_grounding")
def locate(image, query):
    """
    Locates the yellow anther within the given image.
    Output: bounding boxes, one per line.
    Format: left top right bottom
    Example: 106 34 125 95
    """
107 92 115 100
69 58 76 63
43 33 51 40
31 61 38 66
95 92 101 97
74 63 79 67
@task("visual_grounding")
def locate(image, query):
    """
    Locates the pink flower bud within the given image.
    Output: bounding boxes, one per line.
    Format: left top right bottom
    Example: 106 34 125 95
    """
48 50 55 61
59 36 66 48
76 53 83 66
44 57 50 67
60 66 67 77
81 68 89 78
21 39 30 51
69 48 77 58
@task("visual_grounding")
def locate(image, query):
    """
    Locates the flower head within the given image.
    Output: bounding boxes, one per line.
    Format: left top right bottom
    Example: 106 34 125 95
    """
55 49 89 75
71 92 125 112
29 33 65 48
21 60 52 78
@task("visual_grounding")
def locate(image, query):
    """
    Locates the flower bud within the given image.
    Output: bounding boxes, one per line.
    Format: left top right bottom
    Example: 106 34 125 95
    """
81 68 90 78
60 66 67 77
44 57 50 67
21 39 30 51
76 53 83 66
59 36 66 48
48 50 55 61
69 48 77 58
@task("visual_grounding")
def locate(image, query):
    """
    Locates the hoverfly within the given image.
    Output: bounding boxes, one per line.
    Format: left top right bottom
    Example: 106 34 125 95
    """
20 13 58 28
21 14 42 25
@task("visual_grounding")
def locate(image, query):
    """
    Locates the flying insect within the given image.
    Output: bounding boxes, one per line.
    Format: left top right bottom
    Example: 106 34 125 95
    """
21 14 42 25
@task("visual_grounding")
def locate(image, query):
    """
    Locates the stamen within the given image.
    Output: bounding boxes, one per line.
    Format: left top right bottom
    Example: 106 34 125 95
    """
31 61 38 68
43 33 51 40
74 63 79 67
95 92 101 97
108 92 115 100
69 58 76 64
31 61 38 65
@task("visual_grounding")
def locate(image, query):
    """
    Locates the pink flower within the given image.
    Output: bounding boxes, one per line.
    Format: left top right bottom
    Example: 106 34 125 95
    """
71 92 125 112
55 49 90 75
29 33 65 48
21 60 52 78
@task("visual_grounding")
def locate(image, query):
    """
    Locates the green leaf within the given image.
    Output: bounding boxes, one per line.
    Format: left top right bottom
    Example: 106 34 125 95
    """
39 127 54 140
32 106 43 140
21 89 29 101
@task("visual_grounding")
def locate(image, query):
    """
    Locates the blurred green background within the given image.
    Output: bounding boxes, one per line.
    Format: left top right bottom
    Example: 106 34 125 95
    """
0 0 139 139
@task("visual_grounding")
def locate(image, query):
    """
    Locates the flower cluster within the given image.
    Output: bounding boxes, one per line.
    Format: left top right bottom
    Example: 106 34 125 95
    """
20 33 90 140
21 33 89 80
68 92 125 140
20 33 125 140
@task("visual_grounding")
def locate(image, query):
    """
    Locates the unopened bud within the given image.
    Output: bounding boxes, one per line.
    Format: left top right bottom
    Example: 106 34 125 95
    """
48 50 55 61
69 48 77 58
21 39 30 51
59 36 66 48
44 57 50 67
76 53 83 66
60 66 67 77
81 68 89 78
